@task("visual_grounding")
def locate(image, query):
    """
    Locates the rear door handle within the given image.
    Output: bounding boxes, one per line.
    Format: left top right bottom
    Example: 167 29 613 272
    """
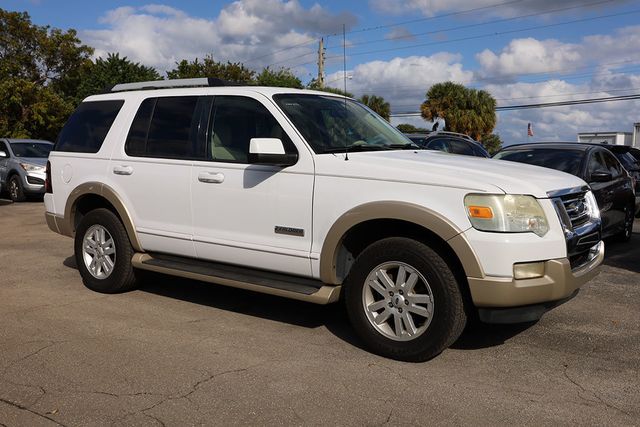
198 172 225 183
113 165 133 176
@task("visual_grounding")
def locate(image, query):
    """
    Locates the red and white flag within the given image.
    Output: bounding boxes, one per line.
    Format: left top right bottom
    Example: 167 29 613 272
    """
527 123 534 137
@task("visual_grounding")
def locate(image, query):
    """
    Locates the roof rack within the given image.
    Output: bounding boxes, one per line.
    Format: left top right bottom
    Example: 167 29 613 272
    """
110 77 239 92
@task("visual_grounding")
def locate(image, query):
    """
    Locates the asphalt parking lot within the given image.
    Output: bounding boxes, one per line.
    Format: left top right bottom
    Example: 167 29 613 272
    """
1 201 639 426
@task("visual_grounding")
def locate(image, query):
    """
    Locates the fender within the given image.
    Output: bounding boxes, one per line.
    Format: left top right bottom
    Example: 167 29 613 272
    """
61 182 144 252
319 201 484 284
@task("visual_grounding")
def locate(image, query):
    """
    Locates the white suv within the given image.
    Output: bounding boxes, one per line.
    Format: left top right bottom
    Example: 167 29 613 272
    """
45 78 604 361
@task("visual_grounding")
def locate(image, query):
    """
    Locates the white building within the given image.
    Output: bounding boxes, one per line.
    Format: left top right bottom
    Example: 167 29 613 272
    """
578 123 640 147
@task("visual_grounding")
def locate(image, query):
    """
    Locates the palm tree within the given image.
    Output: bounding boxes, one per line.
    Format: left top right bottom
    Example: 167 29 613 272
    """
359 94 391 121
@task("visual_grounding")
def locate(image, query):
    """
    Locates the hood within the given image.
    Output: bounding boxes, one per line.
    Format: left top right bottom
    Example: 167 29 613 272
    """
314 150 587 198
17 157 48 167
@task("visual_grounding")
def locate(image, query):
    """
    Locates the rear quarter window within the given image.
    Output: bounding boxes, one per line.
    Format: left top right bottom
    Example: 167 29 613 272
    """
55 100 124 153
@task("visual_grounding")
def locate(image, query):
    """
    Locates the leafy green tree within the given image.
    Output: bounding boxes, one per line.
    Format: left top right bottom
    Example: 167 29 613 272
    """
167 56 255 83
396 123 429 133
0 9 93 139
75 53 160 102
479 133 503 155
420 82 496 140
307 78 354 97
359 94 390 121
256 67 303 88
0 79 73 141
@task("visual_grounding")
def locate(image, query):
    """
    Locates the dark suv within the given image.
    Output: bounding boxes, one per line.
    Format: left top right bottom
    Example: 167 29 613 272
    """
605 145 640 216
494 142 635 241
404 131 490 157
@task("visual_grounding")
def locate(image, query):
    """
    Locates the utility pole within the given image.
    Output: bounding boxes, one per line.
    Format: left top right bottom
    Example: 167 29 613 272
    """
317 38 325 88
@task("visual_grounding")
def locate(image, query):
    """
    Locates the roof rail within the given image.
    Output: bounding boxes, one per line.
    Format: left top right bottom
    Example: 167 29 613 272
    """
110 78 239 92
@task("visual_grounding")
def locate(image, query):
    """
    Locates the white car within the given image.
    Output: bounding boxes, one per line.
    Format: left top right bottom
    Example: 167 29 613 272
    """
44 78 604 361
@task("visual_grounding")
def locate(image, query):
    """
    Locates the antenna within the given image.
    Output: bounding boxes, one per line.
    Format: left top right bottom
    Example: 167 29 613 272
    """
343 24 349 161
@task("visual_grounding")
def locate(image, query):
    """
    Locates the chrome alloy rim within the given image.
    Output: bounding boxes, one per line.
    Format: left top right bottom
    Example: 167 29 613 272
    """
82 225 116 279
9 179 18 200
362 262 434 341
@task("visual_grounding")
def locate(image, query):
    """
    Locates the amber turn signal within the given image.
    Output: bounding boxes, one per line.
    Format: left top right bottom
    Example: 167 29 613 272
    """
468 206 493 219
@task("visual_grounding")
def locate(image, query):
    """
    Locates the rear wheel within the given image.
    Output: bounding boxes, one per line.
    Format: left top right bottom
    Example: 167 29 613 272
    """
8 175 26 202
614 202 634 242
344 237 467 362
74 208 139 293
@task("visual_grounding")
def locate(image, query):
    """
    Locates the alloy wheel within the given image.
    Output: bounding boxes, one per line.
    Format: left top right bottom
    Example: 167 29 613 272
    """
82 224 116 279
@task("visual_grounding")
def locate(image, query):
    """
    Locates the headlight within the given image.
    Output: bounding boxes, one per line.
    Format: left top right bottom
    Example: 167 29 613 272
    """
464 194 550 237
584 190 600 219
19 162 44 172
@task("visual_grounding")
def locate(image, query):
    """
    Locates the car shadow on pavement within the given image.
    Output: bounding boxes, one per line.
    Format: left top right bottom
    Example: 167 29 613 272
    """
0 199 14 206
603 231 640 273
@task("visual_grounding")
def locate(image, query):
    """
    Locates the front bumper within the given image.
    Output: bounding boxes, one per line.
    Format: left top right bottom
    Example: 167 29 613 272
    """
468 240 604 309
22 171 46 194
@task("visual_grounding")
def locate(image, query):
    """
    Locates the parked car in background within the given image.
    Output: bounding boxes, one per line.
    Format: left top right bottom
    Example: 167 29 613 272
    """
0 139 54 201
494 143 635 241
605 145 640 216
404 131 490 158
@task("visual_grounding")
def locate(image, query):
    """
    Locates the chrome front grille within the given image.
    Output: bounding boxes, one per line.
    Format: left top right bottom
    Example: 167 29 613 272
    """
559 192 590 228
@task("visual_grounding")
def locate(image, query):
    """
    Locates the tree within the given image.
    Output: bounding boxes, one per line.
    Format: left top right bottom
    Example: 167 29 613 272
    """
75 53 161 102
0 9 93 139
167 56 255 83
307 78 353 97
256 67 303 88
396 123 429 133
420 82 496 140
479 133 503 155
359 94 390 121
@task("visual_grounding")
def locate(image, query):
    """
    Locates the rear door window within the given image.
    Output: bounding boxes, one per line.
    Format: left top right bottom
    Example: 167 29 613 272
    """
601 151 622 178
55 100 124 153
587 151 607 176
125 96 210 160
447 138 475 156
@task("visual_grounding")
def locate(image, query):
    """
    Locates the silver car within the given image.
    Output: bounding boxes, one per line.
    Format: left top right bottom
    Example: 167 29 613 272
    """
0 139 54 202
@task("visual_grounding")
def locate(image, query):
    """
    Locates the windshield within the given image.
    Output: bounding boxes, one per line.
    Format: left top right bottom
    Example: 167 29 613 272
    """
10 142 53 158
273 94 413 153
494 148 583 176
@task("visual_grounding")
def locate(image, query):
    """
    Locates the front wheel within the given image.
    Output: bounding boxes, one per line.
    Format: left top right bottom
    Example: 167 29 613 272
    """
74 208 139 293
344 237 467 362
8 175 26 202
614 203 635 242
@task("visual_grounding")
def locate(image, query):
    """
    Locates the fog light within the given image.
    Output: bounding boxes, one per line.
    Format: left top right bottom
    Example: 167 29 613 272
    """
514 262 545 279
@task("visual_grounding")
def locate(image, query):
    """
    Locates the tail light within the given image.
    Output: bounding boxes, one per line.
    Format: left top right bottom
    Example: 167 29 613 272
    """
45 161 52 193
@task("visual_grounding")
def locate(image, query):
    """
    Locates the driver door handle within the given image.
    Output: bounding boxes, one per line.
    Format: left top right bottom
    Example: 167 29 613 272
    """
198 172 225 184
113 165 133 176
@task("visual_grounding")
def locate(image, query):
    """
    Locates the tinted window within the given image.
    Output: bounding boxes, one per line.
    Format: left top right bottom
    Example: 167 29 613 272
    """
9 142 53 158
473 143 490 158
427 138 450 153
448 139 475 156
125 96 209 160
601 151 622 178
210 96 295 163
587 151 607 176
494 149 584 176
407 136 428 146
56 100 124 153
615 152 639 171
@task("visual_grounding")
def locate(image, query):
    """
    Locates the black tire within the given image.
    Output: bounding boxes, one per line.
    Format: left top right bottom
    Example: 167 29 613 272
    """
344 237 467 362
614 202 634 242
74 208 139 293
8 175 26 202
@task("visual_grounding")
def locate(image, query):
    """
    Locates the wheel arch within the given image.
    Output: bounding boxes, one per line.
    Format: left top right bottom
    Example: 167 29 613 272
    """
319 201 483 285
63 182 143 252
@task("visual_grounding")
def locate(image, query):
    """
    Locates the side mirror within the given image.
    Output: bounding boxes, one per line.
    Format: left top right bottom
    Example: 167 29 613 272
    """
0 150 7 158
590 169 613 182
248 138 297 167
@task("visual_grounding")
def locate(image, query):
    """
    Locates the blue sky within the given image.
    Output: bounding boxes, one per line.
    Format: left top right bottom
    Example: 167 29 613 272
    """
6 0 640 142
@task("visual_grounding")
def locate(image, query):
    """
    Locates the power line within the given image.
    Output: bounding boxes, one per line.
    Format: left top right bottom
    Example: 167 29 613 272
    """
325 8 640 60
324 0 616 50
389 94 640 116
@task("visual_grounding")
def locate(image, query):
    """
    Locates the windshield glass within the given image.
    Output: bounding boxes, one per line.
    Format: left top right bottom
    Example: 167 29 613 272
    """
273 94 413 153
494 148 583 176
10 142 53 158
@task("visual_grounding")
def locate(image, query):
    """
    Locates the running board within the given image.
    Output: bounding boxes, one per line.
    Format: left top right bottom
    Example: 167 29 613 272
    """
131 253 341 305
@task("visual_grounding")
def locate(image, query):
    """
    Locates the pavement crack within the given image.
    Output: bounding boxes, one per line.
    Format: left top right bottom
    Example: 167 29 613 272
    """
563 365 632 417
0 397 67 427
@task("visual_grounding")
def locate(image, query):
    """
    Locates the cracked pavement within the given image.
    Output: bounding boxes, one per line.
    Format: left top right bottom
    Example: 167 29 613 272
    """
1 201 639 426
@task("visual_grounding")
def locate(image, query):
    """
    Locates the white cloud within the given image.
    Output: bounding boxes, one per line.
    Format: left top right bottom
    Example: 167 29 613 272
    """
81 1 356 73
326 53 473 113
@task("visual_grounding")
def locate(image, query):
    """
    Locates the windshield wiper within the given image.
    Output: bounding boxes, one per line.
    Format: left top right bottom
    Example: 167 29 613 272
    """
322 145 391 154
386 143 422 150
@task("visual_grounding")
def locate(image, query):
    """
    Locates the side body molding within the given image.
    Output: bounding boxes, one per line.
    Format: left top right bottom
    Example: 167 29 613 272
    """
319 201 484 284
61 182 144 252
